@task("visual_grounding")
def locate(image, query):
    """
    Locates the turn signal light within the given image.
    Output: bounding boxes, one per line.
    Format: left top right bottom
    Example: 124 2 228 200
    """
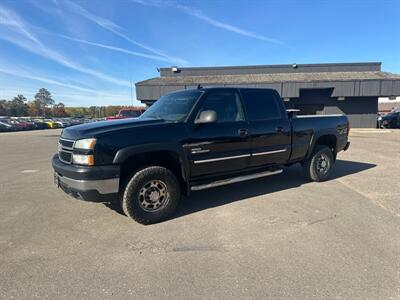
72 154 94 166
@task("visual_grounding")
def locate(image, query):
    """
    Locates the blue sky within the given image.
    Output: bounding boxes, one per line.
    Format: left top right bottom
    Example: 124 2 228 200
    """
0 0 399 106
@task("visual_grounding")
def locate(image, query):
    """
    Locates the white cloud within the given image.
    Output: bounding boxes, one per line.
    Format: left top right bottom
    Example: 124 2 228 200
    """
0 6 41 44
0 66 134 101
59 0 189 65
0 67 99 93
0 4 131 87
131 0 283 45
49 34 174 63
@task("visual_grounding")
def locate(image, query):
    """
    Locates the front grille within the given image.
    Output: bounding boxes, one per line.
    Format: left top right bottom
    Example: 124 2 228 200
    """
58 138 75 164
59 150 72 163
59 138 74 150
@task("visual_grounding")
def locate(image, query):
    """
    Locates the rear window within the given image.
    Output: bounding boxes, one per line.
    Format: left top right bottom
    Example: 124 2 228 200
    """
242 90 281 121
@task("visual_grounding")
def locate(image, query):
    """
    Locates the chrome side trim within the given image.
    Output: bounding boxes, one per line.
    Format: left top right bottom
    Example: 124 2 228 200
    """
191 148 210 154
57 175 119 194
296 114 344 118
191 169 283 191
252 148 287 156
193 154 251 164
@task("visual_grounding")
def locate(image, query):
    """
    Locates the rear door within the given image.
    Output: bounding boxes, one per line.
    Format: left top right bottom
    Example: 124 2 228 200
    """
241 89 291 167
185 89 250 179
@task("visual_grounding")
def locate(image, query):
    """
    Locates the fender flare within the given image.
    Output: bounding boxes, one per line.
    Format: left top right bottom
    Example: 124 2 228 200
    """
306 129 338 160
113 142 190 186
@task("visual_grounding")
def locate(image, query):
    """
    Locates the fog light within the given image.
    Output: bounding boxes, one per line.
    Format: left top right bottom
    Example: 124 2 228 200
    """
72 154 94 166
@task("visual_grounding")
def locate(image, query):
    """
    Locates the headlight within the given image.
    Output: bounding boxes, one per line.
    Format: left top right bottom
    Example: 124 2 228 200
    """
74 138 96 150
72 154 94 166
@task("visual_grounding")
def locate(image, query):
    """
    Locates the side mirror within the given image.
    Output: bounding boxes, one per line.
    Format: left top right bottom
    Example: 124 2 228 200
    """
195 110 217 124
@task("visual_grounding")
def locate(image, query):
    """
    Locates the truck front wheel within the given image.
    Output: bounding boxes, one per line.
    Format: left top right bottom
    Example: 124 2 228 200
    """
121 166 181 224
303 146 334 182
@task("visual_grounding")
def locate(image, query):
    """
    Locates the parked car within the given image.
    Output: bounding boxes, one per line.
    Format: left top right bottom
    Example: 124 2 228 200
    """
53 118 72 128
3 119 23 131
31 119 50 130
31 119 50 129
106 108 144 120
380 111 400 128
0 121 14 132
53 87 350 224
16 118 37 130
43 119 60 129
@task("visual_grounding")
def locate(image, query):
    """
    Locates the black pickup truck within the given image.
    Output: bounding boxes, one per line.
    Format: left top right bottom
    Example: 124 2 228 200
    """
52 87 350 224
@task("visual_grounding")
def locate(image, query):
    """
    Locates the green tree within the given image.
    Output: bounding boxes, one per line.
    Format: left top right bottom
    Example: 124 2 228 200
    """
52 102 67 117
34 88 54 116
0 99 10 116
9 95 28 116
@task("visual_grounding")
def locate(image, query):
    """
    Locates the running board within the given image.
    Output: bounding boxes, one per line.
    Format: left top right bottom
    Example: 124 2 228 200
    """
190 169 283 191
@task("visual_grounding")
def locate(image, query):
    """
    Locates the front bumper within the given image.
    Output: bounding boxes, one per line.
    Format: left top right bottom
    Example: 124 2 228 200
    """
52 154 120 202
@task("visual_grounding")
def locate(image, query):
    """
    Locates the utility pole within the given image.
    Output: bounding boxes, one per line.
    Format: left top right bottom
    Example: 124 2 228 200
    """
130 78 134 107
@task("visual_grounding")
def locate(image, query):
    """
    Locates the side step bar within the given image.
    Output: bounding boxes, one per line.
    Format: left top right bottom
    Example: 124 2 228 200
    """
190 169 283 191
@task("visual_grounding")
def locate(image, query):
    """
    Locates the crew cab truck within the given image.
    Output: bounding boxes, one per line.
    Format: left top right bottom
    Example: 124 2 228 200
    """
52 87 350 224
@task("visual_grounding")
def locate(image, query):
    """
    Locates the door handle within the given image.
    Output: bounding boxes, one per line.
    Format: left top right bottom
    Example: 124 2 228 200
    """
238 128 248 136
276 126 284 133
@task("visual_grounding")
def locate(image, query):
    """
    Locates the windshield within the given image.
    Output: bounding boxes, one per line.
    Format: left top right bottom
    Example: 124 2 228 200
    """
141 90 203 122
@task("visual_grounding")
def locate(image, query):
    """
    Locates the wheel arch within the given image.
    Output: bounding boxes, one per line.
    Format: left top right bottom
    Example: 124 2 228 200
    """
114 143 190 195
306 131 338 160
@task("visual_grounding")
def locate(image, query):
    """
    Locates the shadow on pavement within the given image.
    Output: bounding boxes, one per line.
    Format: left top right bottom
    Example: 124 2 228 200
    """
105 160 376 219
174 160 376 219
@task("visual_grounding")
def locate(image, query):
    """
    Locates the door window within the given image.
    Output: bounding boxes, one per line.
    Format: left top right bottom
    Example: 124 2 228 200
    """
198 90 244 123
242 90 281 121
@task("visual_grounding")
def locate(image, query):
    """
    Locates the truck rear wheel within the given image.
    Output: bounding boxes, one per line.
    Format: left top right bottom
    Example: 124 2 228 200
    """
303 145 334 182
121 166 181 224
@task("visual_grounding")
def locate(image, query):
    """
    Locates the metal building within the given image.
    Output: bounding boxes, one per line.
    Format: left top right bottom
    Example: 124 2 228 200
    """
135 62 400 127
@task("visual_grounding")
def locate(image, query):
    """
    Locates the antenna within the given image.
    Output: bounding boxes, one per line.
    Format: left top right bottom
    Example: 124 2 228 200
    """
130 78 134 106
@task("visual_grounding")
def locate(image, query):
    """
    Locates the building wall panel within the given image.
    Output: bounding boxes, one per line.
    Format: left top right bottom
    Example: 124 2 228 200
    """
160 85 185 95
360 80 381 96
391 80 400 96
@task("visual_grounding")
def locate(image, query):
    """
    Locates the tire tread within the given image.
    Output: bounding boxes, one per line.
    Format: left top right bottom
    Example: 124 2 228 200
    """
121 166 180 224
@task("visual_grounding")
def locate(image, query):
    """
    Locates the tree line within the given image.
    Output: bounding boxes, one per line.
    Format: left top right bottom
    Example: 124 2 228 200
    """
0 88 144 118
0 88 65 117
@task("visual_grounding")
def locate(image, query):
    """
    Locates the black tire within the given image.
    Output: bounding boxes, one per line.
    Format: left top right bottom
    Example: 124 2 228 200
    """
303 146 334 182
121 166 181 225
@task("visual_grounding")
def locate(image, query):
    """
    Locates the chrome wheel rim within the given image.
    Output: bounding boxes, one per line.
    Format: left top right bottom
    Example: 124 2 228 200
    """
139 180 169 212
316 153 330 175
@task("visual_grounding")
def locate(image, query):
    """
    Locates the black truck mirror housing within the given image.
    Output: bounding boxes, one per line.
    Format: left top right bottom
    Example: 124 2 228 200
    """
195 110 217 124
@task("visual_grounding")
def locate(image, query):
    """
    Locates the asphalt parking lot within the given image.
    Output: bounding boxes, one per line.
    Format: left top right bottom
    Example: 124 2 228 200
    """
0 129 399 299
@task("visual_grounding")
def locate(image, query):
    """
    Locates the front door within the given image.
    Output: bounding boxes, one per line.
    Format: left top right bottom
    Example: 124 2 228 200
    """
185 89 251 180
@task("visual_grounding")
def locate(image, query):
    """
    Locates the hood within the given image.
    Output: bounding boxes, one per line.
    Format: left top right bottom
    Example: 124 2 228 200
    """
61 117 166 140
382 113 397 121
